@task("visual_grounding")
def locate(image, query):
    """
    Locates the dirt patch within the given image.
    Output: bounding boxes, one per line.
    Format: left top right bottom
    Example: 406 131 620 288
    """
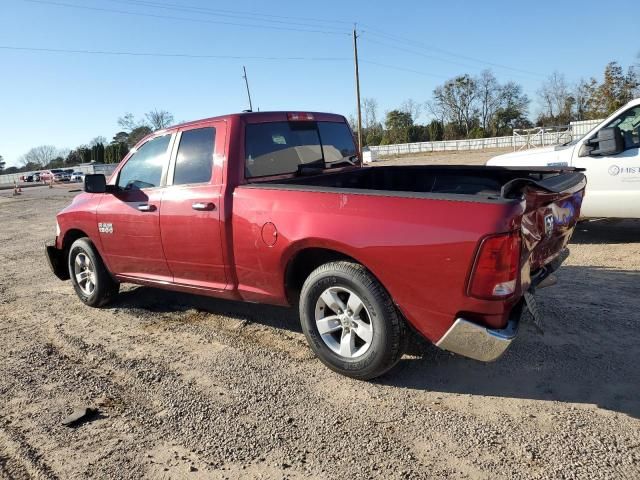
1 178 639 479
373 147 511 166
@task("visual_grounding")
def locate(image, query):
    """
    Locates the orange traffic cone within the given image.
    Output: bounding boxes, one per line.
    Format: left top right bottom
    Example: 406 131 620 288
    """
49 177 53 189
13 182 21 196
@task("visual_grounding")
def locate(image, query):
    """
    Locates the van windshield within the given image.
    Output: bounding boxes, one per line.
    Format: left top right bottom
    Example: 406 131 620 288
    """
245 121 357 178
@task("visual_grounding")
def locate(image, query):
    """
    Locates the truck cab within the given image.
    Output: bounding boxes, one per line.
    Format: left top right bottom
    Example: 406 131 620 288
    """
487 98 640 218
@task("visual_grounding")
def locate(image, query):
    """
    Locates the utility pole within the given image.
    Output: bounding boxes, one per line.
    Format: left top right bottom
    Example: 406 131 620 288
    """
242 65 253 112
352 26 363 156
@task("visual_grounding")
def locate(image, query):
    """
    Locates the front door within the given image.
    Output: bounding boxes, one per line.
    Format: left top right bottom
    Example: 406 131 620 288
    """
160 124 227 290
573 105 640 218
97 133 174 281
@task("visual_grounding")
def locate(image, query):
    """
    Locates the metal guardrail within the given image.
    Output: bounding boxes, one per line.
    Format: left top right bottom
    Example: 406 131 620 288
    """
369 119 602 157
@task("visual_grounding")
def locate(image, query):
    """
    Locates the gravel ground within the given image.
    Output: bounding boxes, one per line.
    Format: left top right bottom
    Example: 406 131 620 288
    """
1 159 639 479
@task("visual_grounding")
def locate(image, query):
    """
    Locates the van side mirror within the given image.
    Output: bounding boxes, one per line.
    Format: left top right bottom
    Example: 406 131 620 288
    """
588 127 624 156
84 174 107 193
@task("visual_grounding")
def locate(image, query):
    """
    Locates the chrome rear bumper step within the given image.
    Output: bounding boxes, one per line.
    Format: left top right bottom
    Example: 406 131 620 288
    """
436 311 520 362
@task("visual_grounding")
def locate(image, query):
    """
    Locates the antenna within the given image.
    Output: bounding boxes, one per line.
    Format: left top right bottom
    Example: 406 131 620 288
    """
242 65 253 112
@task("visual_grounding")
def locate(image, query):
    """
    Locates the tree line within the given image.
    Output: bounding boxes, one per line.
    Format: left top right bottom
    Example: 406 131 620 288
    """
355 59 639 147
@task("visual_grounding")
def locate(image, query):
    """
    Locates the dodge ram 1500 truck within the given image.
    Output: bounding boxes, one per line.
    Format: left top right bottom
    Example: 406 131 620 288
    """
46 111 586 379
487 98 640 219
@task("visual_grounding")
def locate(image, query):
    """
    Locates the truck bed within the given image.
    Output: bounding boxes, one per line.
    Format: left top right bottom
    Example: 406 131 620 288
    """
251 165 585 202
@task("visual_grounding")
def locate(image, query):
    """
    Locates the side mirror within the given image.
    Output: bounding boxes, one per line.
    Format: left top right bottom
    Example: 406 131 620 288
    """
589 127 624 156
84 174 107 193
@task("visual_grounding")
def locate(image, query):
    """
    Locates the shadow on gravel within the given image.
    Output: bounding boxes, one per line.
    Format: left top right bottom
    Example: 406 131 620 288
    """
380 265 640 419
109 287 301 333
571 218 640 245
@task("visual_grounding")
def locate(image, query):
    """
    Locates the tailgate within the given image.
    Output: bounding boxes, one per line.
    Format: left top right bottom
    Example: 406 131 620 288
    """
506 171 586 272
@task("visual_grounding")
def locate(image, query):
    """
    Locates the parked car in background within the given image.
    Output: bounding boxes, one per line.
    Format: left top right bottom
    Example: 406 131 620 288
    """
25 174 35 182
70 171 85 182
487 98 640 219
47 111 586 379
39 170 53 183
40 169 67 183
33 172 41 182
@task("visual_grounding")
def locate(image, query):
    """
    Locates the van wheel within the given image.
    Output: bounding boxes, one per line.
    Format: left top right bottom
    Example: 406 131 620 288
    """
299 261 406 380
68 238 119 307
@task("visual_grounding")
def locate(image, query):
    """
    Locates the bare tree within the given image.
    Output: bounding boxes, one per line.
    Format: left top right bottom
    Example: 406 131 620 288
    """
362 97 378 129
117 113 138 131
19 145 59 167
537 72 571 122
431 74 479 136
477 70 502 133
145 109 174 130
400 99 422 122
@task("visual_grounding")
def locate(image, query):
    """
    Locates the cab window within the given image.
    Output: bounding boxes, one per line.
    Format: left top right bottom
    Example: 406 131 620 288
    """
173 127 216 185
603 106 640 150
117 135 171 190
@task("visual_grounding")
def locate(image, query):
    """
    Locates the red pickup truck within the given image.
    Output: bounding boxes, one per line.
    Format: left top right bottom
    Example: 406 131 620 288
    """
46 111 586 379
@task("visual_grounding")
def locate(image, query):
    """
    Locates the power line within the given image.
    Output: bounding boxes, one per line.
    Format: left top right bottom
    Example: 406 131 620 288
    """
362 37 492 73
361 26 545 78
21 0 351 36
0 45 352 62
103 0 355 29
360 60 447 79
0 44 448 80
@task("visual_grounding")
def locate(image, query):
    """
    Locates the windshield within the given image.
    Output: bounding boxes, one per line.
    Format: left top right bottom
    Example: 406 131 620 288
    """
245 121 357 178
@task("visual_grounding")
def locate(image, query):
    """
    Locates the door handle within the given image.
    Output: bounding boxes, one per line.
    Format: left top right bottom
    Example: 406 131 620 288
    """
192 202 215 211
137 203 156 212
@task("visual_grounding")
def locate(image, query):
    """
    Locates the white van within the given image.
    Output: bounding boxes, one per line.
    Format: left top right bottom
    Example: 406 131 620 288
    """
487 99 640 218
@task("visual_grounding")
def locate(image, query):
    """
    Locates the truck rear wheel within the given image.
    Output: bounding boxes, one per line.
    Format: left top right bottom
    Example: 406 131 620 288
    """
299 261 406 380
68 238 119 307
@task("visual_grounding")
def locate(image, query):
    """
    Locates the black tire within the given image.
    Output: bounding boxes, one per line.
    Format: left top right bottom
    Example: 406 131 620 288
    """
68 237 119 307
299 261 407 380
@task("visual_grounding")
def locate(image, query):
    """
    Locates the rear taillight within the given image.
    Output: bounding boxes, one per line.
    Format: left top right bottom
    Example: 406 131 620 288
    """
287 112 315 121
468 231 521 299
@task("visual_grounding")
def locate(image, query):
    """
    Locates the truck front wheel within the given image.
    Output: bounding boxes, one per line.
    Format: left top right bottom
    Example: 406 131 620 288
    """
68 238 119 307
299 261 407 379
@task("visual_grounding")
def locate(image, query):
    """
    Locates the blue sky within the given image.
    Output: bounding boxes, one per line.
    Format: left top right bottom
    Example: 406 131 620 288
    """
1 0 638 167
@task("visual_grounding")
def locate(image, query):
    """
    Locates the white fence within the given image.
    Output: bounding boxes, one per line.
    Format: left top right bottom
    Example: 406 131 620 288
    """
369 119 602 157
0 163 117 186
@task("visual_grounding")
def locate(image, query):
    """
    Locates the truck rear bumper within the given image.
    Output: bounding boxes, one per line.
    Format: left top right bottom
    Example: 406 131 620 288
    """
435 304 522 362
436 247 569 362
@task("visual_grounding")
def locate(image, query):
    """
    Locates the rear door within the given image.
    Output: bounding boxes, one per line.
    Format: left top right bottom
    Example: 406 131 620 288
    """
97 133 174 281
573 105 640 218
159 123 227 290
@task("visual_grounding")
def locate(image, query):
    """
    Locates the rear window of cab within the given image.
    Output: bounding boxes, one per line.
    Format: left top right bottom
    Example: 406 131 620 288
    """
245 121 357 178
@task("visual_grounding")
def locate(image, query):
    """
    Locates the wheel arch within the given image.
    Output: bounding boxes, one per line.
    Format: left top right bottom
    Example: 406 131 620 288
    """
62 228 90 252
283 243 385 306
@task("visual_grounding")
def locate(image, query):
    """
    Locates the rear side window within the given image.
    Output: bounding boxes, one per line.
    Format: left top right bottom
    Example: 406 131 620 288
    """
117 135 171 190
173 127 215 185
244 120 356 178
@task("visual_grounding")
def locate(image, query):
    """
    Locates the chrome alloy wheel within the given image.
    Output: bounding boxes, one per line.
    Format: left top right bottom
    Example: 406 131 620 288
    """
74 252 96 296
314 287 373 358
